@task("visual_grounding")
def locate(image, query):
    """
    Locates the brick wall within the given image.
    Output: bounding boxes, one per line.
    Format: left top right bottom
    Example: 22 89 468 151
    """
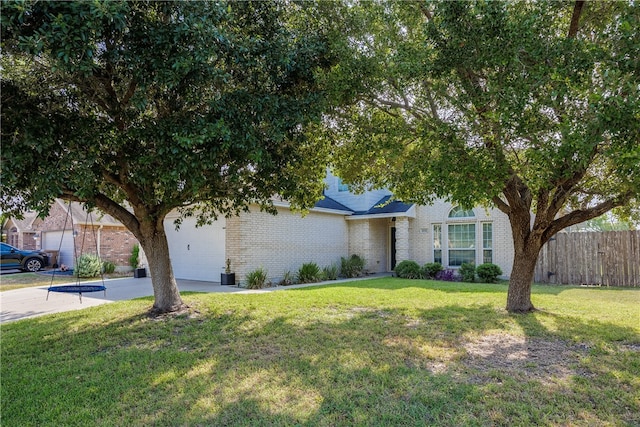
35 201 138 267
4 220 22 248
345 218 390 274
408 201 514 277
38 202 71 231
348 220 370 268
395 217 410 264
185 198 516 283
75 225 137 266
350 200 514 278
226 206 349 282
4 219 38 250
369 219 389 273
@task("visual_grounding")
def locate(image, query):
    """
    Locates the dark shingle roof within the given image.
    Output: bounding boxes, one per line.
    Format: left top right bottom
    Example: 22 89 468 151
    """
356 195 413 215
313 195 354 213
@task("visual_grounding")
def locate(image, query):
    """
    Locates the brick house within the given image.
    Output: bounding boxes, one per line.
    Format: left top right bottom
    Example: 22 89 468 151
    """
3 211 40 250
3 199 138 269
164 171 515 283
4 173 515 281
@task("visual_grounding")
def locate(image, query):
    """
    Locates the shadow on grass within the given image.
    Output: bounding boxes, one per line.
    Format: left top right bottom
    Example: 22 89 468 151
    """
2 292 639 426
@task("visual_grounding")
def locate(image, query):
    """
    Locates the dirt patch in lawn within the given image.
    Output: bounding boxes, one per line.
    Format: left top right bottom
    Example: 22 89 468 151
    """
148 304 202 321
462 333 592 384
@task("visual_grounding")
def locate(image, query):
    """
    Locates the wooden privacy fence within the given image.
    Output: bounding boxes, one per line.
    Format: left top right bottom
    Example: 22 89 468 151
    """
534 230 640 287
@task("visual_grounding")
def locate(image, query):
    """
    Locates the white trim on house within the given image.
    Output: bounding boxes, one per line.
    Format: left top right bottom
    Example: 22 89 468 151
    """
345 205 417 221
271 200 354 216
311 207 355 216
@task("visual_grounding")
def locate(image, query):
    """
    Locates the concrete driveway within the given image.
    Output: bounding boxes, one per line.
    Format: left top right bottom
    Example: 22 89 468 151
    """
0 276 247 324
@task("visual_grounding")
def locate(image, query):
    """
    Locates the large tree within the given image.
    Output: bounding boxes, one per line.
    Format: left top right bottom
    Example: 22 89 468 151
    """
327 1 640 312
1 1 341 313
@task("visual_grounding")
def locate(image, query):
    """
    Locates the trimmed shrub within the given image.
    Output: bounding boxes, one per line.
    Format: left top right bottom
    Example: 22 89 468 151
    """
436 269 457 282
129 244 140 269
340 254 366 278
298 262 321 283
246 267 269 289
395 260 422 279
422 262 443 279
102 260 116 274
476 263 503 283
75 254 102 278
459 262 476 283
322 264 339 281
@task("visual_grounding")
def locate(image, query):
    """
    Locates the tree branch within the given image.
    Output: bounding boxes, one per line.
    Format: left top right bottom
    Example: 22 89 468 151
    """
60 189 141 237
502 174 532 213
75 79 111 112
568 1 585 39
492 195 511 214
542 192 631 242
541 189 555 223
423 83 441 120
416 1 433 21
121 78 138 106
370 96 426 121
548 146 598 216
101 165 148 216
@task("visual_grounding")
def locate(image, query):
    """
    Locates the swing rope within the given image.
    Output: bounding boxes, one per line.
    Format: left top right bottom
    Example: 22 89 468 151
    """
47 202 107 303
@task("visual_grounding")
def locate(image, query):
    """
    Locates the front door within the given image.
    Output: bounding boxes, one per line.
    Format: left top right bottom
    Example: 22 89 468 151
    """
390 226 397 271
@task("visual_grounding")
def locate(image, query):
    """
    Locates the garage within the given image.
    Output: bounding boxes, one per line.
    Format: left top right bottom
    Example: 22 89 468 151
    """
42 230 75 267
164 215 226 282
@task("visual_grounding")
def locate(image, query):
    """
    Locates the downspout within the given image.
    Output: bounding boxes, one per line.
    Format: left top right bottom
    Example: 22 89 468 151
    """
97 225 103 258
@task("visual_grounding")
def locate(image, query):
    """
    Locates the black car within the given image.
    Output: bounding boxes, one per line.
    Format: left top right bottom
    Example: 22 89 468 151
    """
0 243 50 272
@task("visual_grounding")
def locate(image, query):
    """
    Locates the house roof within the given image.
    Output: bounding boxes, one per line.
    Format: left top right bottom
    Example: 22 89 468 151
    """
355 195 414 216
4 211 39 232
3 200 126 233
313 195 354 213
54 199 125 226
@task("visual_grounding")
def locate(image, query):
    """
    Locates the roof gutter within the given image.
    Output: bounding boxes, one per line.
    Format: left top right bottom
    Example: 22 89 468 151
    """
345 205 417 221
271 200 354 216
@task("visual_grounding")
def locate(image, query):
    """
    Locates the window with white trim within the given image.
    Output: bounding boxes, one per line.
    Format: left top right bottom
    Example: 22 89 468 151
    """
448 206 475 218
482 222 493 263
447 207 476 266
448 223 475 266
433 224 442 264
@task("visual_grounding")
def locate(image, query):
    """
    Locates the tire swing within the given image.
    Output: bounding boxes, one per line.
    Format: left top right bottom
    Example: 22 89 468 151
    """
47 202 107 303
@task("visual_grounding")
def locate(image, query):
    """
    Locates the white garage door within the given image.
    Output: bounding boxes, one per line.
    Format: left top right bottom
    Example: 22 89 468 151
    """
42 230 76 267
165 216 226 282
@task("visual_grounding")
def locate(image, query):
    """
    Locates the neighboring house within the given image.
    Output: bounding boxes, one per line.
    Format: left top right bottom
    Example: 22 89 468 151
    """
3 211 40 250
165 171 515 283
3 199 138 268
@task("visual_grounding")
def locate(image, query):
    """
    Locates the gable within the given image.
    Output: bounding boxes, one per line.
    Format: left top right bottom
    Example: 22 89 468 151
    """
323 170 392 212
357 196 413 216
54 199 125 227
3 212 39 232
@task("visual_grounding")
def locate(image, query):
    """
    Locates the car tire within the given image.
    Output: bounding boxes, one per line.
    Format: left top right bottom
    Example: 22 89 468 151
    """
23 258 43 272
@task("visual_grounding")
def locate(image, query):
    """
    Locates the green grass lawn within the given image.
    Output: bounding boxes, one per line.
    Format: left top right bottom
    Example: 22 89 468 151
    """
2 278 639 426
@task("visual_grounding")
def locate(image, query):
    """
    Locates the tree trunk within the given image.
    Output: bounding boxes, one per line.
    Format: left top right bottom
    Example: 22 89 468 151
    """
138 223 184 314
505 205 544 314
507 246 540 313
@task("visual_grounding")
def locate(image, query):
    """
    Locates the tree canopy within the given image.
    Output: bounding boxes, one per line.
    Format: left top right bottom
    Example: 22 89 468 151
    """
2 1 638 314
325 1 640 312
1 0 344 312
